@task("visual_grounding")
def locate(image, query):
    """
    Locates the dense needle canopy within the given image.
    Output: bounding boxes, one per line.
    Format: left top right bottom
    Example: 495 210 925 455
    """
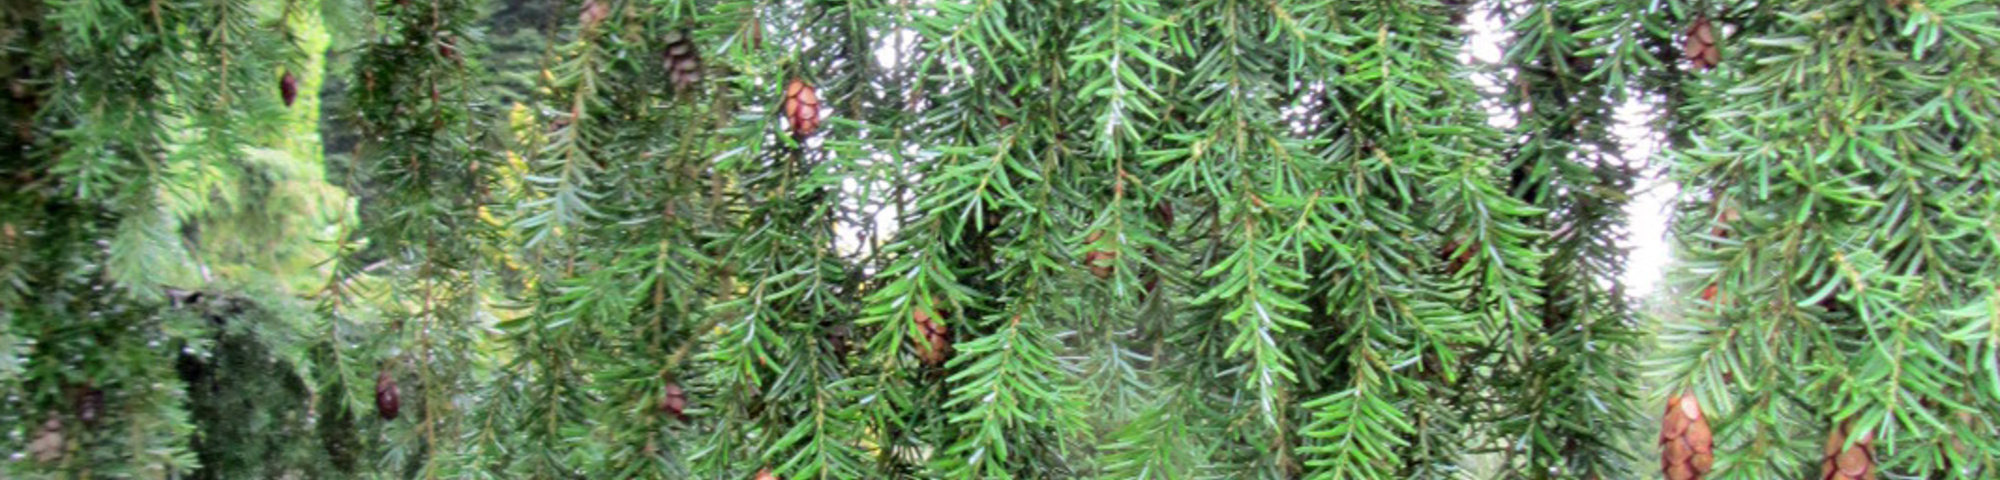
0 0 1996 479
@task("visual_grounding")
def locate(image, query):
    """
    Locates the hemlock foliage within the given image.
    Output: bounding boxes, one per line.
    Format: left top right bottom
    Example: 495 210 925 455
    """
1 0 1996 479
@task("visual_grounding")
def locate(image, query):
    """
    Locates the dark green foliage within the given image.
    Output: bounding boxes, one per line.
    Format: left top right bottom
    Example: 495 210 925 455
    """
174 292 325 480
2 0 329 473
1485 1 1651 477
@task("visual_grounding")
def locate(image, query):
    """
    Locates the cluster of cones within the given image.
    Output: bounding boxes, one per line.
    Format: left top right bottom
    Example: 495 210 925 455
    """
1658 393 1877 480
1658 393 1714 480
1819 422 1877 480
1663 197 1872 479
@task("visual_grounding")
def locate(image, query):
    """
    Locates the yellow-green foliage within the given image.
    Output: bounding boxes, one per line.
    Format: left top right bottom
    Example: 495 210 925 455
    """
193 0 352 295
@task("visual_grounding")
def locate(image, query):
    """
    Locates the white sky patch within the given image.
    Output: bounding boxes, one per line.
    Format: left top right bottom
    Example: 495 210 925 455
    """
834 5 1673 296
1464 5 1672 296
1614 101 1675 296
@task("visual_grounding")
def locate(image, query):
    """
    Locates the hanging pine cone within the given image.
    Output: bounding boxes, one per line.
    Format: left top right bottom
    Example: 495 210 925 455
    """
279 71 298 108
913 308 952 366
1442 239 1480 275
1683 16 1721 70
578 0 610 30
439 34 460 63
1711 205 1738 238
1660 392 1715 480
826 322 854 361
375 370 400 421
1820 421 1876 480
755 468 781 480
658 382 689 421
75 387 104 426
663 29 702 92
782 79 822 140
1084 230 1118 279
28 417 63 463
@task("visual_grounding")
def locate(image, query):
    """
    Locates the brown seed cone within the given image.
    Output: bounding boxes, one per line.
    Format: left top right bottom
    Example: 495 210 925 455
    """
1659 393 1715 480
826 322 854 361
375 370 401 421
439 34 460 62
782 79 822 140
28 417 63 463
913 309 952 366
659 382 689 421
1683 16 1721 70
1820 421 1876 480
1084 230 1117 279
279 72 298 108
75 386 104 426
578 0 610 30
1710 205 1739 239
755 468 781 480
0 223 16 261
1441 239 1479 275
663 29 701 91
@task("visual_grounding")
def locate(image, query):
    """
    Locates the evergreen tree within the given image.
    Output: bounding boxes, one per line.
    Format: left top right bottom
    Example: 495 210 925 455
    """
3 0 1997 479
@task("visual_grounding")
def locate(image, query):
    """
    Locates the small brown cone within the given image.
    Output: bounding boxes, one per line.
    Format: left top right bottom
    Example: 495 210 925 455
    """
659 382 689 421
663 29 702 92
1659 393 1715 480
782 79 822 140
1441 239 1479 275
1084 230 1117 279
827 322 854 361
28 417 63 463
75 386 104 426
375 370 401 421
1820 421 1876 480
279 72 299 108
1683 16 1721 70
439 34 460 63
578 0 610 30
913 309 952 366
